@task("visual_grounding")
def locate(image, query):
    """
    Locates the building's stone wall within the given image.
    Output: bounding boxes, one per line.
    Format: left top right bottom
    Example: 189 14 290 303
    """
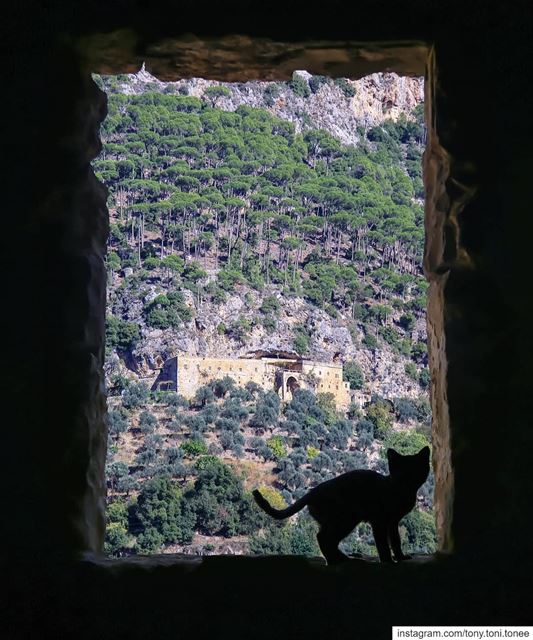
301 361 351 405
153 355 351 408
177 356 275 397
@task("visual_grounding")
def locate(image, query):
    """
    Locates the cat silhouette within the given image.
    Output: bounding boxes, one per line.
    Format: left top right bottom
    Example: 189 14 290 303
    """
253 446 430 564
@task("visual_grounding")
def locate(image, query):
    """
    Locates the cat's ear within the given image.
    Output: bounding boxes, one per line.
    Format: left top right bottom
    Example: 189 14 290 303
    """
387 448 401 464
387 448 402 475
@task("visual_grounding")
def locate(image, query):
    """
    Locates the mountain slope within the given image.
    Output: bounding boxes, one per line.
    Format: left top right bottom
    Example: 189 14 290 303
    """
94 70 434 558
101 66 423 146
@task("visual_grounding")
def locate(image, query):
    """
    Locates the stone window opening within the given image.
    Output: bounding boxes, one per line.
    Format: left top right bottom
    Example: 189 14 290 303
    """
6 4 532 632
88 40 458 560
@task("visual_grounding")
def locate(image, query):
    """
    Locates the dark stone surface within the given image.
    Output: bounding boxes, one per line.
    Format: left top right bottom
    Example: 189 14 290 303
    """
5 552 532 639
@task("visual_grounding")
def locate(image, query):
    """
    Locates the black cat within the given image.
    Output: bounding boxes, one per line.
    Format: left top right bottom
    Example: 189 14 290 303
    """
253 447 430 564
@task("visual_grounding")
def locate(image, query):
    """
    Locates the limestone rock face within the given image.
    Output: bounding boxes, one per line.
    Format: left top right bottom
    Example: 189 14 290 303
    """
108 277 426 403
349 73 424 127
109 67 423 146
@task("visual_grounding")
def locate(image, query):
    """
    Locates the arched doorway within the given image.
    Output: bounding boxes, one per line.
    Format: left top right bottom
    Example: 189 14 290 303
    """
286 376 300 396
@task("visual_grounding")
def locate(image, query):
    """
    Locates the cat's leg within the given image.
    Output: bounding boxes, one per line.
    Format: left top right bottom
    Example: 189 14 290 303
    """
370 521 393 563
317 524 353 565
388 522 412 562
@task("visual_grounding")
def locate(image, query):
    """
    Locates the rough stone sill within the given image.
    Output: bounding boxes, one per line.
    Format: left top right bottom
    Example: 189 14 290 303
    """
83 551 441 576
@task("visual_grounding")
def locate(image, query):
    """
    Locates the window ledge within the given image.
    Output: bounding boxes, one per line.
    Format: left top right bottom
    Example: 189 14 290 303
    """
83 551 443 575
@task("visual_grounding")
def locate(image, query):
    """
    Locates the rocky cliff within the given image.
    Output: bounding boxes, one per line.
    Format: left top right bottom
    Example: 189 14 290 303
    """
106 65 423 146
109 282 427 403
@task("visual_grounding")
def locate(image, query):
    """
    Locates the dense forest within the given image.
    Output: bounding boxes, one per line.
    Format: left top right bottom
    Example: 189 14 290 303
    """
94 71 434 558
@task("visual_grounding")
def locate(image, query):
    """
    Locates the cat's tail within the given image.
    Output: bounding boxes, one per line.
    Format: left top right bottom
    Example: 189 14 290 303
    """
252 489 309 520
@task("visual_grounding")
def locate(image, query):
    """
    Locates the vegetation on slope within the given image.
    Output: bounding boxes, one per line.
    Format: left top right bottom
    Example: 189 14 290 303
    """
95 86 426 321
106 378 433 556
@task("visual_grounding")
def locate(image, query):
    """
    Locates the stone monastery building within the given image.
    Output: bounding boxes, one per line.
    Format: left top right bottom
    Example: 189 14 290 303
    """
153 352 351 408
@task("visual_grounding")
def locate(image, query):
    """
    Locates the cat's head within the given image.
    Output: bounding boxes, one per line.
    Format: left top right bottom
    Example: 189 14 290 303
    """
387 446 430 487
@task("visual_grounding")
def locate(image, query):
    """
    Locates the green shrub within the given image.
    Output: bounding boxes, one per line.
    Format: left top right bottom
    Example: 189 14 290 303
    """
401 509 437 554
306 445 320 460
366 400 393 439
399 313 415 331
104 520 130 557
341 522 377 557
419 368 431 388
379 325 401 349
229 316 252 342
210 376 235 398
263 84 281 106
203 85 231 106
107 251 122 273
267 435 287 460
108 410 129 436
325 303 338 318
187 460 261 536
218 267 245 291
343 361 364 390
415 395 432 423
144 256 161 270
393 397 418 422
412 341 428 361
132 476 195 553
289 73 310 98
382 429 430 457
106 316 140 351
293 325 310 355
161 254 184 276
193 385 216 408
309 75 329 93
122 382 150 409
316 392 338 426
334 77 356 98
181 438 208 458
183 261 207 285
165 392 189 408
144 292 193 329
362 332 378 349
138 410 157 433
261 315 277 333
293 333 308 355
260 296 280 314
399 339 412 356
106 499 128 530
249 515 320 556
405 362 419 381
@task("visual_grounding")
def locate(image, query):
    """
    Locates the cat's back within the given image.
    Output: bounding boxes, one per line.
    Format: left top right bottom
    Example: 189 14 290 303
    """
310 468 388 500
306 468 391 523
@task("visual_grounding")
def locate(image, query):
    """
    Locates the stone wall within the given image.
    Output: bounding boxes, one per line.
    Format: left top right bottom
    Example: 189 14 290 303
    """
176 356 275 397
4 1 533 637
154 355 351 408
301 361 351 406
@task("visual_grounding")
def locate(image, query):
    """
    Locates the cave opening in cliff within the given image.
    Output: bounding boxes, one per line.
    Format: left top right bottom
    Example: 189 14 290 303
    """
94 66 433 560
